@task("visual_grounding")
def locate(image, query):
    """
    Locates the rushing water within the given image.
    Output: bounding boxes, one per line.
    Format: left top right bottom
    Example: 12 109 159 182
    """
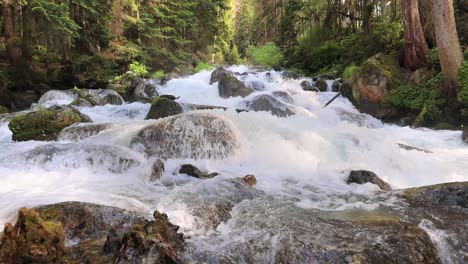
0 66 467 261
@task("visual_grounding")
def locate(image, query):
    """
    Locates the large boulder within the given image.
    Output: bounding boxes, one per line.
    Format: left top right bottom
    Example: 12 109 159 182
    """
145 96 183 120
246 94 294 117
210 67 234 85
0 202 185 263
315 78 329 92
131 113 238 159
347 170 392 191
8 106 91 141
218 76 253 98
342 53 403 119
80 88 124 105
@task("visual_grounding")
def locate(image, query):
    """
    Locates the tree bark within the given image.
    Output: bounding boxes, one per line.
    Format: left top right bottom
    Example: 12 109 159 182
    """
2 0 21 65
401 0 429 70
433 0 463 101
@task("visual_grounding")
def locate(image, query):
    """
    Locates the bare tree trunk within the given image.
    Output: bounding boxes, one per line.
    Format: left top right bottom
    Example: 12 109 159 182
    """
401 0 429 70
2 0 21 65
433 0 463 101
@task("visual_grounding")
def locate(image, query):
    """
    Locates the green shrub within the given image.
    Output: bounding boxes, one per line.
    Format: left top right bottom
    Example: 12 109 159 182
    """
457 61 468 106
292 40 343 75
391 73 445 119
195 62 214 73
372 17 404 52
151 70 165 79
428 48 440 69
73 55 118 86
130 61 149 77
225 45 240 65
343 64 360 80
247 42 284 68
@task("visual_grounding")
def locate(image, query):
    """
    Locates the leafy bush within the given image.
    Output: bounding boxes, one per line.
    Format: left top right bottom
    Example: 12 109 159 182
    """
225 45 240 65
428 48 440 70
391 73 445 119
343 64 360 80
372 18 404 52
195 62 214 73
247 42 284 68
457 61 468 105
129 61 149 77
151 70 165 79
291 39 344 75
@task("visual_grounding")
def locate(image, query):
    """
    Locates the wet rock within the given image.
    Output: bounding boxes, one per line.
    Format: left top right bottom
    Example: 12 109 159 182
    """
59 123 112 141
149 159 165 182
241 175 257 187
0 106 9 114
271 91 294 104
179 164 220 179
406 67 434 85
246 94 294 117
71 97 94 107
81 89 125 105
0 208 66 263
404 182 468 208
347 170 392 191
145 96 183 120
462 127 468 144
398 143 432 153
300 80 318 91
332 80 341 92
315 78 328 92
210 67 234 85
131 113 239 159
246 80 265 91
218 76 253 98
8 105 91 141
134 79 158 101
342 53 403 120
1 202 185 263
36 90 78 108
337 109 382 128
159 94 178 100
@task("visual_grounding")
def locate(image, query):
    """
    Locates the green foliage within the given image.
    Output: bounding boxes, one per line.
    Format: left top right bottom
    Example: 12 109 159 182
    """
391 74 445 119
428 48 441 70
247 42 284 68
343 65 360 80
152 70 166 79
225 45 240 65
129 62 149 77
457 61 468 106
195 63 214 73
371 17 404 52
73 55 118 86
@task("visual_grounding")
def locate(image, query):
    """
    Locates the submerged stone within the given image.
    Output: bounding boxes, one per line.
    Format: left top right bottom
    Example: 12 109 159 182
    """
8 106 91 141
149 159 165 182
179 164 219 179
246 94 294 117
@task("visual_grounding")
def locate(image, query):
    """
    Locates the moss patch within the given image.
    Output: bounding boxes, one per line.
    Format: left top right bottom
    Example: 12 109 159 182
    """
356 53 404 89
0 106 8 114
8 106 90 141
0 208 66 263
145 97 183 120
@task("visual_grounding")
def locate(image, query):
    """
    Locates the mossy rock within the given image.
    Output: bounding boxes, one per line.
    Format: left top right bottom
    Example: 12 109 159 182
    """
145 97 183 120
8 106 91 141
0 106 8 114
0 208 66 263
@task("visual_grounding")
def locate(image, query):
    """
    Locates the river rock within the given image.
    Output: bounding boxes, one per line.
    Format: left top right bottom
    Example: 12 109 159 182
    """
246 94 294 117
179 164 220 179
131 113 239 159
210 67 234 85
149 159 165 181
332 80 341 92
59 123 112 141
8 106 91 141
0 202 185 263
241 175 257 187
347 170 392 191
133 79 158 101
145 96 183 120
271 91 294 104
81 89 125 105
315 78 328 92
300 80 317 91
218 76 253 98
462 128 468 144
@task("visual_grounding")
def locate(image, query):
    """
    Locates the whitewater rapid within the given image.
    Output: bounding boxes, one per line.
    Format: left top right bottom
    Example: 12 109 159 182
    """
0 65 467 250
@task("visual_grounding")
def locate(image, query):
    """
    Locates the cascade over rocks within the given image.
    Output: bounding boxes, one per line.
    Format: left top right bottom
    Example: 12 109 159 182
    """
59 123 112 141
300 80 318 91
246 94 294 117
145 96 183 120
0 202 185 264
81 89 124 105
342 53 403 120
149 159 165 182
347 170 392 191
8 105 91 141
178 164 220 179
210 67 234 84
131 112 239 159
218 76 254 98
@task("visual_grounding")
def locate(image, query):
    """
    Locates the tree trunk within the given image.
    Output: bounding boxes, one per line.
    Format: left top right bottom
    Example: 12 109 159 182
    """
2 0 21 65
401 0 429 70
433 0 463 101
